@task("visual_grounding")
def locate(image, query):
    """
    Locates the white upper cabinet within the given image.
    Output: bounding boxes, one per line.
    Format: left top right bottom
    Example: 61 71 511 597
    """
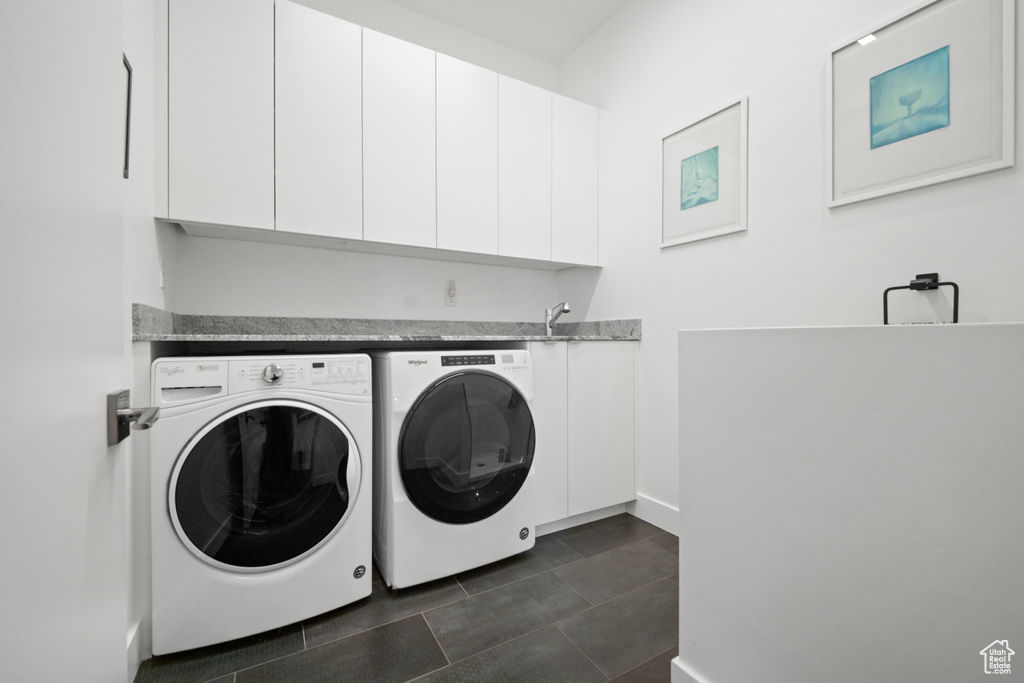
498 76 552 261
552 95 600 266
275 1 362 239
362 29 436 248
162 2 599 268
436 54 499 255
168 0 274 229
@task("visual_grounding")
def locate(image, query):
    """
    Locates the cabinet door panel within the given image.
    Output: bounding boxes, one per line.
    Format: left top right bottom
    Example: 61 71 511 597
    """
437 54 498 254
362 29 436 248
567 342 635 516
168 0 274 229
528 342 569 526
275 1 361 239
498 76 551 260
552 95 599 266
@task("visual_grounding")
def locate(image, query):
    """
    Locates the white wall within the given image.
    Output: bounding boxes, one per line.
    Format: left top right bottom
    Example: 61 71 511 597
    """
295 0 558 91
556 0 1024 520
171 235 560 320
678 324 1024 682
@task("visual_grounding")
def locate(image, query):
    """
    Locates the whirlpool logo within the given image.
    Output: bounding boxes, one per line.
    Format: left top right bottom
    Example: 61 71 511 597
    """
407 359 429 366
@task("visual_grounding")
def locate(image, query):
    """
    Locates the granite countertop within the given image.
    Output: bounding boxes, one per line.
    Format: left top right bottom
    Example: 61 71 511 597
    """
132 304 641 342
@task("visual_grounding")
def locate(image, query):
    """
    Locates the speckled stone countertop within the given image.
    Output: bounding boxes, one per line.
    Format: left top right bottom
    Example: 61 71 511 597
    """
132 304 641 342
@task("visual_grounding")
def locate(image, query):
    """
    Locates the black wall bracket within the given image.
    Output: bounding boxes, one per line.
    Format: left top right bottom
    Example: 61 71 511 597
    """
883 273 959 324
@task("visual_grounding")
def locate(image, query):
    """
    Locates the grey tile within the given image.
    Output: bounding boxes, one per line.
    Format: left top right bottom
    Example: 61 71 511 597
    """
237 615 447 683
552 513 662 558
424 571 592 663
415 625 606 683
647 531 679 555
557 578 678 679
554 539 678 604
303 573 466 648
133 625 303 683
454 535 583 596
135 516 679 682
610 647 677 683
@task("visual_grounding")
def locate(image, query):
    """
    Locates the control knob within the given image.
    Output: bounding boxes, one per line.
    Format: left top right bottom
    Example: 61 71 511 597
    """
262 363 284 384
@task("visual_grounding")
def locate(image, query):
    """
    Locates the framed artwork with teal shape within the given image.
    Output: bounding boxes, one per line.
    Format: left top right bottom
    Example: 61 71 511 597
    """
827 0 1015 207
661 97 747 247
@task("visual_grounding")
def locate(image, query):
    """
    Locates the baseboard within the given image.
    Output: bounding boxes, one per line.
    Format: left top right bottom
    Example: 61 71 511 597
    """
536 504 626 536
672 656 712 683
536 496 679 537
626 493 679 535
126 620 141 683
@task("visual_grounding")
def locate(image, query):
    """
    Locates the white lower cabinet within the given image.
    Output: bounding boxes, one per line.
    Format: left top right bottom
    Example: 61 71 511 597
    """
566 341 635 515
529 342 570 525
529 341 636 525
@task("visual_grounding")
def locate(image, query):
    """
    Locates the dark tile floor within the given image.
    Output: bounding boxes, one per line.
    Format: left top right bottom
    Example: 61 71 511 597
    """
134 513 679 683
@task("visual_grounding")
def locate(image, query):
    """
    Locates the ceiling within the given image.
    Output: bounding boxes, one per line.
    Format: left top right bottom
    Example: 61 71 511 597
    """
385 0 630 65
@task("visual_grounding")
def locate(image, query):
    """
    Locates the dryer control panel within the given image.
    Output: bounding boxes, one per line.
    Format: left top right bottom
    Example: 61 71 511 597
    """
441 354 495 366
441 351 530 373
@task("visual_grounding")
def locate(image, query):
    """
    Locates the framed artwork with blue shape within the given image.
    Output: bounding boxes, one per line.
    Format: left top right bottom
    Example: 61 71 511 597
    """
827 0 1015 207
870 45 950 149
661 97 747 247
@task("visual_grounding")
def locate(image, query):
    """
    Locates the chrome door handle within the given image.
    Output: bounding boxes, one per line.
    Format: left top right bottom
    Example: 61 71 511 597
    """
118 406 160 429
107 390 160 446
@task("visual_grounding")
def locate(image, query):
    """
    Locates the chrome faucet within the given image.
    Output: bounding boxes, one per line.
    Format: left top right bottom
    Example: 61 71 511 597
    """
545 302 570 336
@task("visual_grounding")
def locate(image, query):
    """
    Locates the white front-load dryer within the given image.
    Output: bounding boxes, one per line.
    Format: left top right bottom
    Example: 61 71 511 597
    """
149 355 372 655
372 350 536 589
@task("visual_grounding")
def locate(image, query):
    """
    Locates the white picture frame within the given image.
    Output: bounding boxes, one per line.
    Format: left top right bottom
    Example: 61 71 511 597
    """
661 97 748 247
826 0 1015 208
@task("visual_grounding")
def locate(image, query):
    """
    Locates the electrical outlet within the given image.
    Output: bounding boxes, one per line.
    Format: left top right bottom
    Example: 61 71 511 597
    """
445 280 457 307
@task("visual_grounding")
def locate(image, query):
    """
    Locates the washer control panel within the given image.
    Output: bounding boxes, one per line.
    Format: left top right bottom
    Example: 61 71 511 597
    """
262 363 285 383
153 355 371 406
230 356 370 395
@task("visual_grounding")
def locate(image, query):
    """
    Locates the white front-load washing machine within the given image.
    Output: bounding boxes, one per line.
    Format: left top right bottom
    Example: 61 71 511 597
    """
372 350 536 589
149 355 372 655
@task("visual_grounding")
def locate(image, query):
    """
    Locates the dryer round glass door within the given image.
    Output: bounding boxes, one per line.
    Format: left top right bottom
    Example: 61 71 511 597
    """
399 371 535 524
168 399 361 571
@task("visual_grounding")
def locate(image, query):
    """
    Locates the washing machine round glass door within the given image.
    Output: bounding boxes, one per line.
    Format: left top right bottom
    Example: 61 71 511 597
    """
399 371 534 524
169 399 359 571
